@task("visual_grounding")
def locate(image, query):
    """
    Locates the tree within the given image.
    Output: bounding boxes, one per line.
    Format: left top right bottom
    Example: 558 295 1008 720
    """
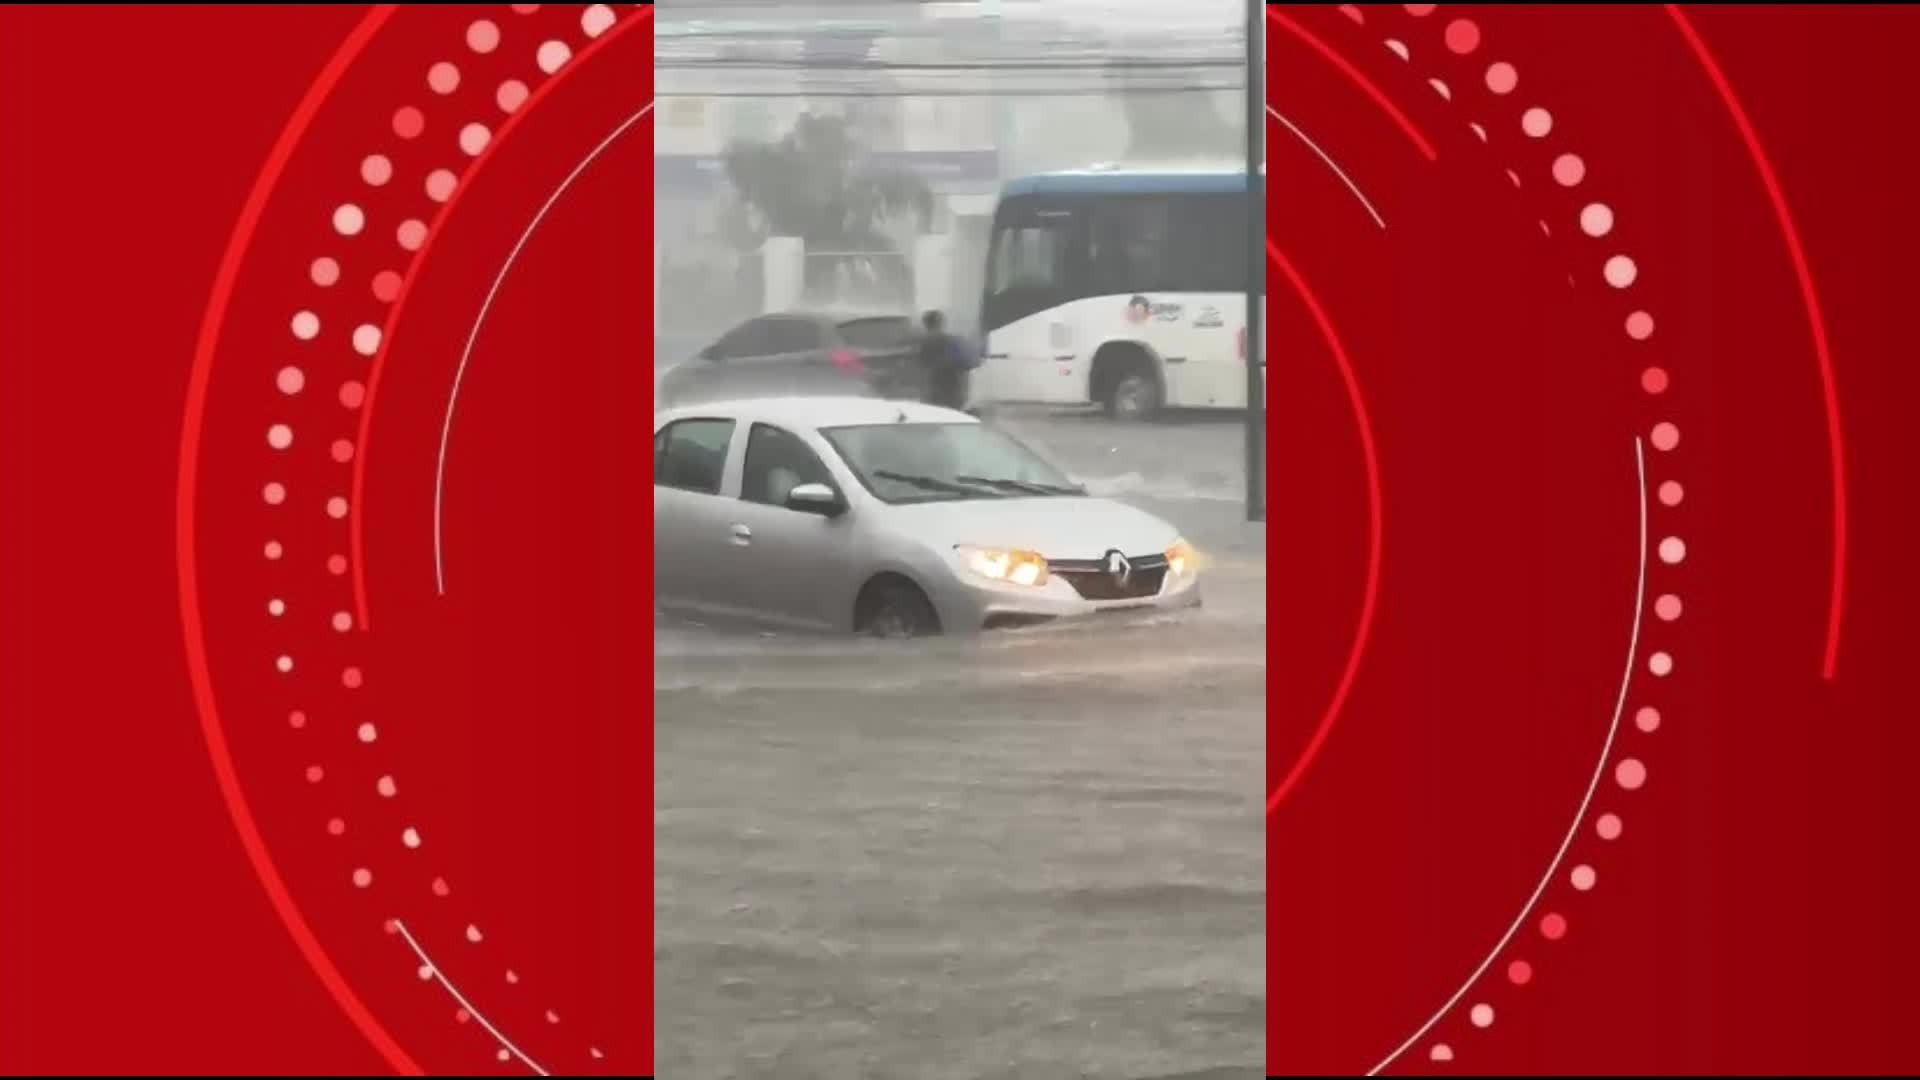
1120 90 1238 161
1106 49 1239 161
721 112 933 308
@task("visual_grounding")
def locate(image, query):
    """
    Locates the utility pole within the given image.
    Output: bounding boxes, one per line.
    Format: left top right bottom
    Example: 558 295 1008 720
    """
1243 0 1265 522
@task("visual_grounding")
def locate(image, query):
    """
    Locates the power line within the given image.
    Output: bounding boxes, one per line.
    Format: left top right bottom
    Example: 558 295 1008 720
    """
654 59 1246 70
655 86 1241 97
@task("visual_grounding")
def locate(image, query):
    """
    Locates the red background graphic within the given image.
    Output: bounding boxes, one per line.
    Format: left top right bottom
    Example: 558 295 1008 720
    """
1269 3 1920 1076
2 3 1919 1077
5 4 651 1075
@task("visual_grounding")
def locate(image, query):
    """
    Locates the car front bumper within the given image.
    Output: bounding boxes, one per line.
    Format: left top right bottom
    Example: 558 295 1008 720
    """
931 563 1203 632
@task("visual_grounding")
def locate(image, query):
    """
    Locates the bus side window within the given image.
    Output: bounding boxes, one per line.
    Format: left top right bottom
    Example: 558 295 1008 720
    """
1168 194 1248 293
1089 198 1170 296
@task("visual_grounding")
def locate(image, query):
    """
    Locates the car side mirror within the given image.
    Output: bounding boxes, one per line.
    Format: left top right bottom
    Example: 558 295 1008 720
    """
785 483 845 517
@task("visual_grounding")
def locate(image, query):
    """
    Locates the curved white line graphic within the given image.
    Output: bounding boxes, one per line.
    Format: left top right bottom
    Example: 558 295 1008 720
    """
433 101 653 595
392 918 549 1076
1367 437 1648 1075
1268 103 1388 230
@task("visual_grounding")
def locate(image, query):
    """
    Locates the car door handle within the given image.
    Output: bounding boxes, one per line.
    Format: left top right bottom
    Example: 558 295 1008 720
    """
730 523 752 546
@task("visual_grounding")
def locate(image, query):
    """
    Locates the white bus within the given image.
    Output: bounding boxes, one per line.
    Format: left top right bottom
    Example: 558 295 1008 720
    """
971 167 1262 420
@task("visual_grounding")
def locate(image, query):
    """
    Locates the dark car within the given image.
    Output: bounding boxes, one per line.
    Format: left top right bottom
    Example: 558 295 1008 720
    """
656 312 926 411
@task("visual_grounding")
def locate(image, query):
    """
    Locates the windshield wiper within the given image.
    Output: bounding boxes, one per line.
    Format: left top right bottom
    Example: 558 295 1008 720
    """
873 469 1002 498
955 474 1086 496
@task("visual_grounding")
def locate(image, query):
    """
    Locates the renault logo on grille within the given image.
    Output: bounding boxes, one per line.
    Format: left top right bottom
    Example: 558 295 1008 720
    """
1104 549 1132 585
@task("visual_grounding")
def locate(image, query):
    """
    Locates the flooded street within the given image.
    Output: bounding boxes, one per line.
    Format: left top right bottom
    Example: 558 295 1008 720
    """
655 406 1265 1079
654 0 1261 1068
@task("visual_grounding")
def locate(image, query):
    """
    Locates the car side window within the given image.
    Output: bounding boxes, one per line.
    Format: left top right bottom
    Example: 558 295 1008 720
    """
740 423 838 508
655 418 736 495
762 318 824 355
708 320 770 361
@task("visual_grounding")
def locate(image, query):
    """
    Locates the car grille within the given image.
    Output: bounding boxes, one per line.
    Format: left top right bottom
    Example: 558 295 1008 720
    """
983 612 1056 631
1049 553 1168 602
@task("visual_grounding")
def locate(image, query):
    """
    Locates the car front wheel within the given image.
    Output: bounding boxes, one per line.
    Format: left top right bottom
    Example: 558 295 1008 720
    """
856 578 942 639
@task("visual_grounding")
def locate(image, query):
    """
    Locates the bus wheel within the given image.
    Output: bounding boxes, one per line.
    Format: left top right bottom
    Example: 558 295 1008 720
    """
1107 368 1162 420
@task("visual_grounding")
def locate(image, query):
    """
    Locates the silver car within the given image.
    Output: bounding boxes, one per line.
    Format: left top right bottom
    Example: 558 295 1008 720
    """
654 397 1202 636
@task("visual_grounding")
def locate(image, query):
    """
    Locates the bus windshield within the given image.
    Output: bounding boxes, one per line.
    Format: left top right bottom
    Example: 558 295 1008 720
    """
985 212 1075 296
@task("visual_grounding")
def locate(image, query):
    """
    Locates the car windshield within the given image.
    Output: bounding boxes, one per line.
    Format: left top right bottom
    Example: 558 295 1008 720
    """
821 422 1084 504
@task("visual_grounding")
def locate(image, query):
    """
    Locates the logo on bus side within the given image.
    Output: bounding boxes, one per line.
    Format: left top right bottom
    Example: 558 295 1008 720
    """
1126 294 1186 325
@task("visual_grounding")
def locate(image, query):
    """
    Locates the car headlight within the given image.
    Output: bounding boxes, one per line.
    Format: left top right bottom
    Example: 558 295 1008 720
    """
1165 538 1198 578
955 545 1049 587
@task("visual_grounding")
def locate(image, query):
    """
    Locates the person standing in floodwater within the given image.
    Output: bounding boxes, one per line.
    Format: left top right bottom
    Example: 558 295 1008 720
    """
916 309 977 411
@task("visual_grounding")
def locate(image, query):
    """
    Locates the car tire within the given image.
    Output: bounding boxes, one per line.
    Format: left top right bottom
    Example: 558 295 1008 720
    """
856 578 942 639
1105 367 1162 421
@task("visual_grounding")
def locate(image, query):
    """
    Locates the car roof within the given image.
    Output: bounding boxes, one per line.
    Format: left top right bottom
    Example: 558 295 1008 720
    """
655 396 977 432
